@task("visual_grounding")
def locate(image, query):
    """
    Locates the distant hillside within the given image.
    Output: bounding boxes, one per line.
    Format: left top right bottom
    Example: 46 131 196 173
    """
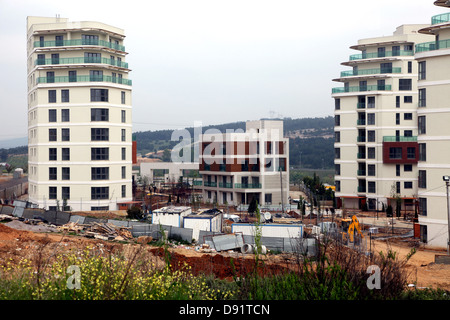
134 116 334 169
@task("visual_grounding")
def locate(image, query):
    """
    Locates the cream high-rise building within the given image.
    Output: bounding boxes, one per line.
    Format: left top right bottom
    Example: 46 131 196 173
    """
26 16 133 211
414 0 450 249
332 25 433 215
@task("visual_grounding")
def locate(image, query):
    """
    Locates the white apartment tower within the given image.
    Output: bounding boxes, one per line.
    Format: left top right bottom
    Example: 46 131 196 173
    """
332 26 433 214
26 16 133 211
414 0 450 249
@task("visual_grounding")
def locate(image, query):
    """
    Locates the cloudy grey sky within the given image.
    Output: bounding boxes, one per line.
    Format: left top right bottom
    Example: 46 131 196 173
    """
0 0 444 143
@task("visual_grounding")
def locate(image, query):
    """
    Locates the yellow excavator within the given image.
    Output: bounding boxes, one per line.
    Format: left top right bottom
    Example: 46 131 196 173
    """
340 215 364 244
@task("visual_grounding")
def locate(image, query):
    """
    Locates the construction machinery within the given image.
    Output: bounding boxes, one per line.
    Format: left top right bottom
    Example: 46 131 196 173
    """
340 215 364 244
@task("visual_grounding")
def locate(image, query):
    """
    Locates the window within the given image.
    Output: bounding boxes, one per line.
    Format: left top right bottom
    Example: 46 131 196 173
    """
62 167 70 180
396 181 401 194
404 96 413 103
48 90 56 103
49 167 57 180
396 113 400 125
121 91 126 104
408 61 412 73
404 181 413 189
91 167 109 180
49 187 57 200
396 96 400 108
368 181 376 193
399 79 412 91
91 128 109 141
61 89 69 102
418 116 426 134
61 109 70 122
419 198 427 216
47 71 55 83
91 108 109 121
334 148 340 159
91 148 109 160
396 164 401 177
91 206 109 211
419 89 426 107
61 128 70 141
335 99 340 110
82 34 99 45
335 164 341 176
335 181 341 192
378 47 385 57
62 148 70 161
404 164 413 172
359 80 367 91
404 113 413 120
367 147 375 159
367 96 375 108
368 164 376 176
392 45 400 56
367 113 375 125
84 52 101 63
121 129 126 142
91 187 109 200
367 130 375 142
419 170 427 188
121 166 126 179
418 61 426 80
265 193 272 204
380 62 392 73
49 109 57 122
335 115 340 126
90 70 103 81
419 143 426 161
69 70 77 82
49 148 57 161
121 185 126 198
121 110 126 123
420 225 428 243
407 147 416 159
49 129 57 141
335 131 340 143
389 147 402 159
122 147 126 160
377 79 385 90
62 187 70 200
90 89 108 102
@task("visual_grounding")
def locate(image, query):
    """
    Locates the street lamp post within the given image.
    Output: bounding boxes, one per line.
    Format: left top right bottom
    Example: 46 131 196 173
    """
443 176 450 256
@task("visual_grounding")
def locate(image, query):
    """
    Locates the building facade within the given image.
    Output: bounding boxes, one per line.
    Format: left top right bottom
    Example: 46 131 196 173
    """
26 16 133 211
198 120 289 208
332 25 433 213
414 1 450 248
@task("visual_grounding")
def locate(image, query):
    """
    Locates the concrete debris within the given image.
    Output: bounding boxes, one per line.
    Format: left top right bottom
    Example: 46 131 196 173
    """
58 221 133 241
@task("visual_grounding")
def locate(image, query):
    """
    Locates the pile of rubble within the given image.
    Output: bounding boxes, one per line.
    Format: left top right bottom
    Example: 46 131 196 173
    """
58 221 133 241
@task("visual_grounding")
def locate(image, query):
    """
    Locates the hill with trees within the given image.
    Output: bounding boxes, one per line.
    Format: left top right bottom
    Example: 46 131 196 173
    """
133 116 334 169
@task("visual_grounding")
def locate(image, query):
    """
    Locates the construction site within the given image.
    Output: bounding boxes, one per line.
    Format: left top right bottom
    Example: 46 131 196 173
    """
0 177 449 293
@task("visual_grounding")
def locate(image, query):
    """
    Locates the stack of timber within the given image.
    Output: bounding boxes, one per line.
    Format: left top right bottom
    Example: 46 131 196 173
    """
58 221 133 241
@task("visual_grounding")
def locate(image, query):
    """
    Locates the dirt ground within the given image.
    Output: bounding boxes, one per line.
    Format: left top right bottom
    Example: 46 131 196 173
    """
0 220 449 292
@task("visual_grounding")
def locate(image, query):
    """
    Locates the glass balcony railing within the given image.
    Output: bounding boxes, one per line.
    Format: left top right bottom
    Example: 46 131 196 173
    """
357 119 366 126
35 57 128 68
37 75 132 86
219 182 233 188
416 38 450 53
357 186 366 193
203 181 217 187
34 39 125 52
349 50 413 61
340 67 402 78
431 12 450 25
357 170 366 176
357 136 366 142
332 84 391 94
234 183 261 189
383 136 417 142
192 181 203 186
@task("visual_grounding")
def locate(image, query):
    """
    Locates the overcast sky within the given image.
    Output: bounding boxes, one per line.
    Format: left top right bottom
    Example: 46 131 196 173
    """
0 0 445 143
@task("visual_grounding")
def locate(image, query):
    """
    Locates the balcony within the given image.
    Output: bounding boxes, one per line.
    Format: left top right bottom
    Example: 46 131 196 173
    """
357 170 366 176
357 153 366 159
37 75 132 86
383 136 417 142
357 119 366 126
192 181 203 186
219 182 233 188
340 67 402 78
35 57 129 69
234 183 261 189
34 39 125 52
349 50 413 61
357 186 366 193
357 136 366 142
332 84 391 94
357 103 366 109
204 181 217 187
431 12 450 25
416 38 450 53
